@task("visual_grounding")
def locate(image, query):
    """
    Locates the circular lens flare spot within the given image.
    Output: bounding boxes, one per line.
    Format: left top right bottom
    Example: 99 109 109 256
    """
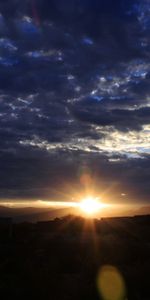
97 265 126 300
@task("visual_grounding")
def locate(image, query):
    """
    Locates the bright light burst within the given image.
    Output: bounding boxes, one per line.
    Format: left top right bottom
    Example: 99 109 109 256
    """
0 197 111 217
79 197 103 215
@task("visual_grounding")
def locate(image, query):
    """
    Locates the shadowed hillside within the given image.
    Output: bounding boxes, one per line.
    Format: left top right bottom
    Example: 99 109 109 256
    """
0 214 150 300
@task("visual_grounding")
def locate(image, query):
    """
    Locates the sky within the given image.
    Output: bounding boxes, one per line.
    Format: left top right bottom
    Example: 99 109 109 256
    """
0 0 149 207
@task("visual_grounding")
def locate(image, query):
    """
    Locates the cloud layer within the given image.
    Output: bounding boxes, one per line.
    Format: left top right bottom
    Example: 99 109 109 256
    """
0 0 149 203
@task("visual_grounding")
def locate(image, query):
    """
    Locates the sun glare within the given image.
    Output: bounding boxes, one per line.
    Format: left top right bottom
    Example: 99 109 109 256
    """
80 197 102 215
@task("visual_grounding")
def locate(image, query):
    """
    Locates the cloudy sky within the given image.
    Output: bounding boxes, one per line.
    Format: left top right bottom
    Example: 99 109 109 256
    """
0 0 149 205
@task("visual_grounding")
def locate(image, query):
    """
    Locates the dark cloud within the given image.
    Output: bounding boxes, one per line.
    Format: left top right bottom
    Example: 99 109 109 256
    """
0 151 149 203
0 0 149 203
71 103 150 130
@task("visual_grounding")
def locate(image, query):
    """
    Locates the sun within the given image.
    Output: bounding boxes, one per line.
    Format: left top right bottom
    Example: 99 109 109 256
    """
80 197 102 215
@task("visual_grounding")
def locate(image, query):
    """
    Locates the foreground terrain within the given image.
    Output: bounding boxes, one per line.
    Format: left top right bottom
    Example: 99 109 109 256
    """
0 215 150 300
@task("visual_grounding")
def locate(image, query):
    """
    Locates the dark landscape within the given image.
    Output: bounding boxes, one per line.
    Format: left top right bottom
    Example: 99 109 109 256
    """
0 214 150 300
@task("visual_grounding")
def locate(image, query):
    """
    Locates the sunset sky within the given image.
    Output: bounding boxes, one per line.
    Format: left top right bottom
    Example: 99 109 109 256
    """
0 0 149 211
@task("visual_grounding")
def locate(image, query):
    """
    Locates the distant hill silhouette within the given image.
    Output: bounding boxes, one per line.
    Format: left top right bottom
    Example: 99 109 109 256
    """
125 206 150 217
0 204 150 223
0 206 75 222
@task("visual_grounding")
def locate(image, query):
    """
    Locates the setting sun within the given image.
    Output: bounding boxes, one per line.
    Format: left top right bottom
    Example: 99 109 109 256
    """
80 197 102 215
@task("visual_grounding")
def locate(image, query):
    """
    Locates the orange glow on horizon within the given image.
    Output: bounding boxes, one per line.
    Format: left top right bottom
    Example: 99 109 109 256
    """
0 198 110 217
0 199 141 218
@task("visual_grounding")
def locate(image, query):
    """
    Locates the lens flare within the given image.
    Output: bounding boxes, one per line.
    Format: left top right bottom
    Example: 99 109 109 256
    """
97 265 126 300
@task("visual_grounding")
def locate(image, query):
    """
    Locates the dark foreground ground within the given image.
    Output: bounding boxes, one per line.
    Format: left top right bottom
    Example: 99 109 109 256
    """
0 215 150 300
